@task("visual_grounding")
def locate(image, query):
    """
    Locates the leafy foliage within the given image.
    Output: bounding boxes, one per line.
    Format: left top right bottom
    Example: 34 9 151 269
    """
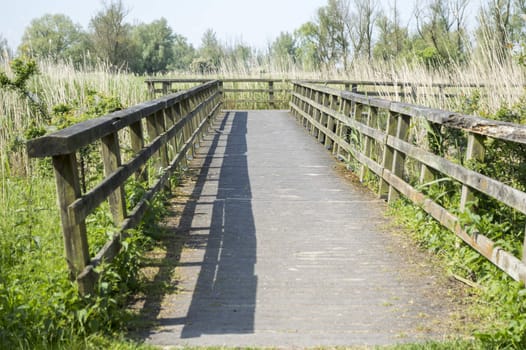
18 14 89 65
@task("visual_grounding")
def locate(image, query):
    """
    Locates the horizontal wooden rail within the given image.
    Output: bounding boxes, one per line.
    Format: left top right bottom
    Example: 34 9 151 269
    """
146 78 289 110
27 80 222 295
290 80 526 283
146 78 524 109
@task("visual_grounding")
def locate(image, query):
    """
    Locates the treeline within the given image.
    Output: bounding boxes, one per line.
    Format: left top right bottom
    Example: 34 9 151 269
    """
1 0 526 74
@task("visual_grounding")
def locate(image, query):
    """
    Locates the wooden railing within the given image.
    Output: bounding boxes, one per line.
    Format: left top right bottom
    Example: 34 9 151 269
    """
146 78 521 108
27 80 222 295
146 78 290 109
290 81 526 283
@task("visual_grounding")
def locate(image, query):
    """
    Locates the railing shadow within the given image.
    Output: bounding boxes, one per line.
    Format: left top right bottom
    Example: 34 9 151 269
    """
181 110 257 337
136 111 257 338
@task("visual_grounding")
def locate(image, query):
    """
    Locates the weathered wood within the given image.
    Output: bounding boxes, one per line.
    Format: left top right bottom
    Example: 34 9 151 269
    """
460 133 486 210
387 136 526 215
129 120 147 181
379 112 398 199
155 109 170 193
291 92 385 142
146 111 162 175
295 81 526 145
419 121 440 185
27 81 219 158
383 169 526 283
291 80 526 284
78 101 221 283
52 153 90 286
28 80 221 296
76 99 222 288
101 132 127 225
360 106 377 182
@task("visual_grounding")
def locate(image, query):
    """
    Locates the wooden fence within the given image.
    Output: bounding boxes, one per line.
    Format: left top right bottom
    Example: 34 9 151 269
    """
146 78 290 109
145 78 517 108
27 80 222 295
290 80 526 283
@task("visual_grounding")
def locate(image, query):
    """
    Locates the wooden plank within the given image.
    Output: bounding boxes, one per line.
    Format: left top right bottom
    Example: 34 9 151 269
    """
387 136 526 214
294 81 526 145
129 120 147 181
460 133 486 210
28 81 220 158
101 132 127 225
379 112 398 199
360 106 377 182
222 88 289 93
291 92 385 142
382 169 526 283
52 153 91 288
76 100 222 286
68 93 220 223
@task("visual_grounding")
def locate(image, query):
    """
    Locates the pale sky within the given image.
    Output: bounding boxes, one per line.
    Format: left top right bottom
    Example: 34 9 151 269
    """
1 0 483 52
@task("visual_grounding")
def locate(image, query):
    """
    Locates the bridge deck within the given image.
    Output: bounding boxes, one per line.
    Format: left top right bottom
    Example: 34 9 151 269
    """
141 110 463 347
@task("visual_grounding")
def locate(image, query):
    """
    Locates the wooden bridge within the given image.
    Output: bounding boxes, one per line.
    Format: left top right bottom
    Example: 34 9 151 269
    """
27 79 526 346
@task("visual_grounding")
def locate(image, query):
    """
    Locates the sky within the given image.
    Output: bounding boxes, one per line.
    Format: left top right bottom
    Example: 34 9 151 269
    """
1 0 328 51
1 0 483 52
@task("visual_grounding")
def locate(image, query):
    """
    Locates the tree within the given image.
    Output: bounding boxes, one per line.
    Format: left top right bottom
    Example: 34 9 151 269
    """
413 0 469 66
349 0 379 61
294 0 351 71
223 41 253 70
270 31 297 70
295 21 323 70
169 34 196 71
18 14 88 63
193 29 224 72
89 0 134 69
373 0 410 60
476 0 526 63
316 0 350 68
131 18 174 74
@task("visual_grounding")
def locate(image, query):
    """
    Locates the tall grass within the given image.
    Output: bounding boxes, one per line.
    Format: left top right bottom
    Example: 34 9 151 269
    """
1 53 525 347
196 54 526 113
0 58 149 177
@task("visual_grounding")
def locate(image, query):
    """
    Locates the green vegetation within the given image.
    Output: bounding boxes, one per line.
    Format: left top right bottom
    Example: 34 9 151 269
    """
3 0 526 348
0 57 155 349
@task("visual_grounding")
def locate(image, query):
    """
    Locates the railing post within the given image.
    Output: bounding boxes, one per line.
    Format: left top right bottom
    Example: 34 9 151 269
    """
411 84 417 103
182 98 194 160
359 106 377 182
146 111 167 179
269 81 275 109
52 153 91 292
129 120 147 181
156 109 170 191
165 104 177 160
312 91 322 137
218 80 224 103
325 94 337 151
147 81 155 98
101 132 127 225
162 81 170 95
419 121 441 185
337 98 352 160
379 112 409 201
318 93 328 144
460 133 486 210
174 101 188 169
388 114 410 202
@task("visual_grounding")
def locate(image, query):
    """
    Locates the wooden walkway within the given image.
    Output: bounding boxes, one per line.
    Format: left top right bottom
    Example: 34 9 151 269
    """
141 110 463 347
